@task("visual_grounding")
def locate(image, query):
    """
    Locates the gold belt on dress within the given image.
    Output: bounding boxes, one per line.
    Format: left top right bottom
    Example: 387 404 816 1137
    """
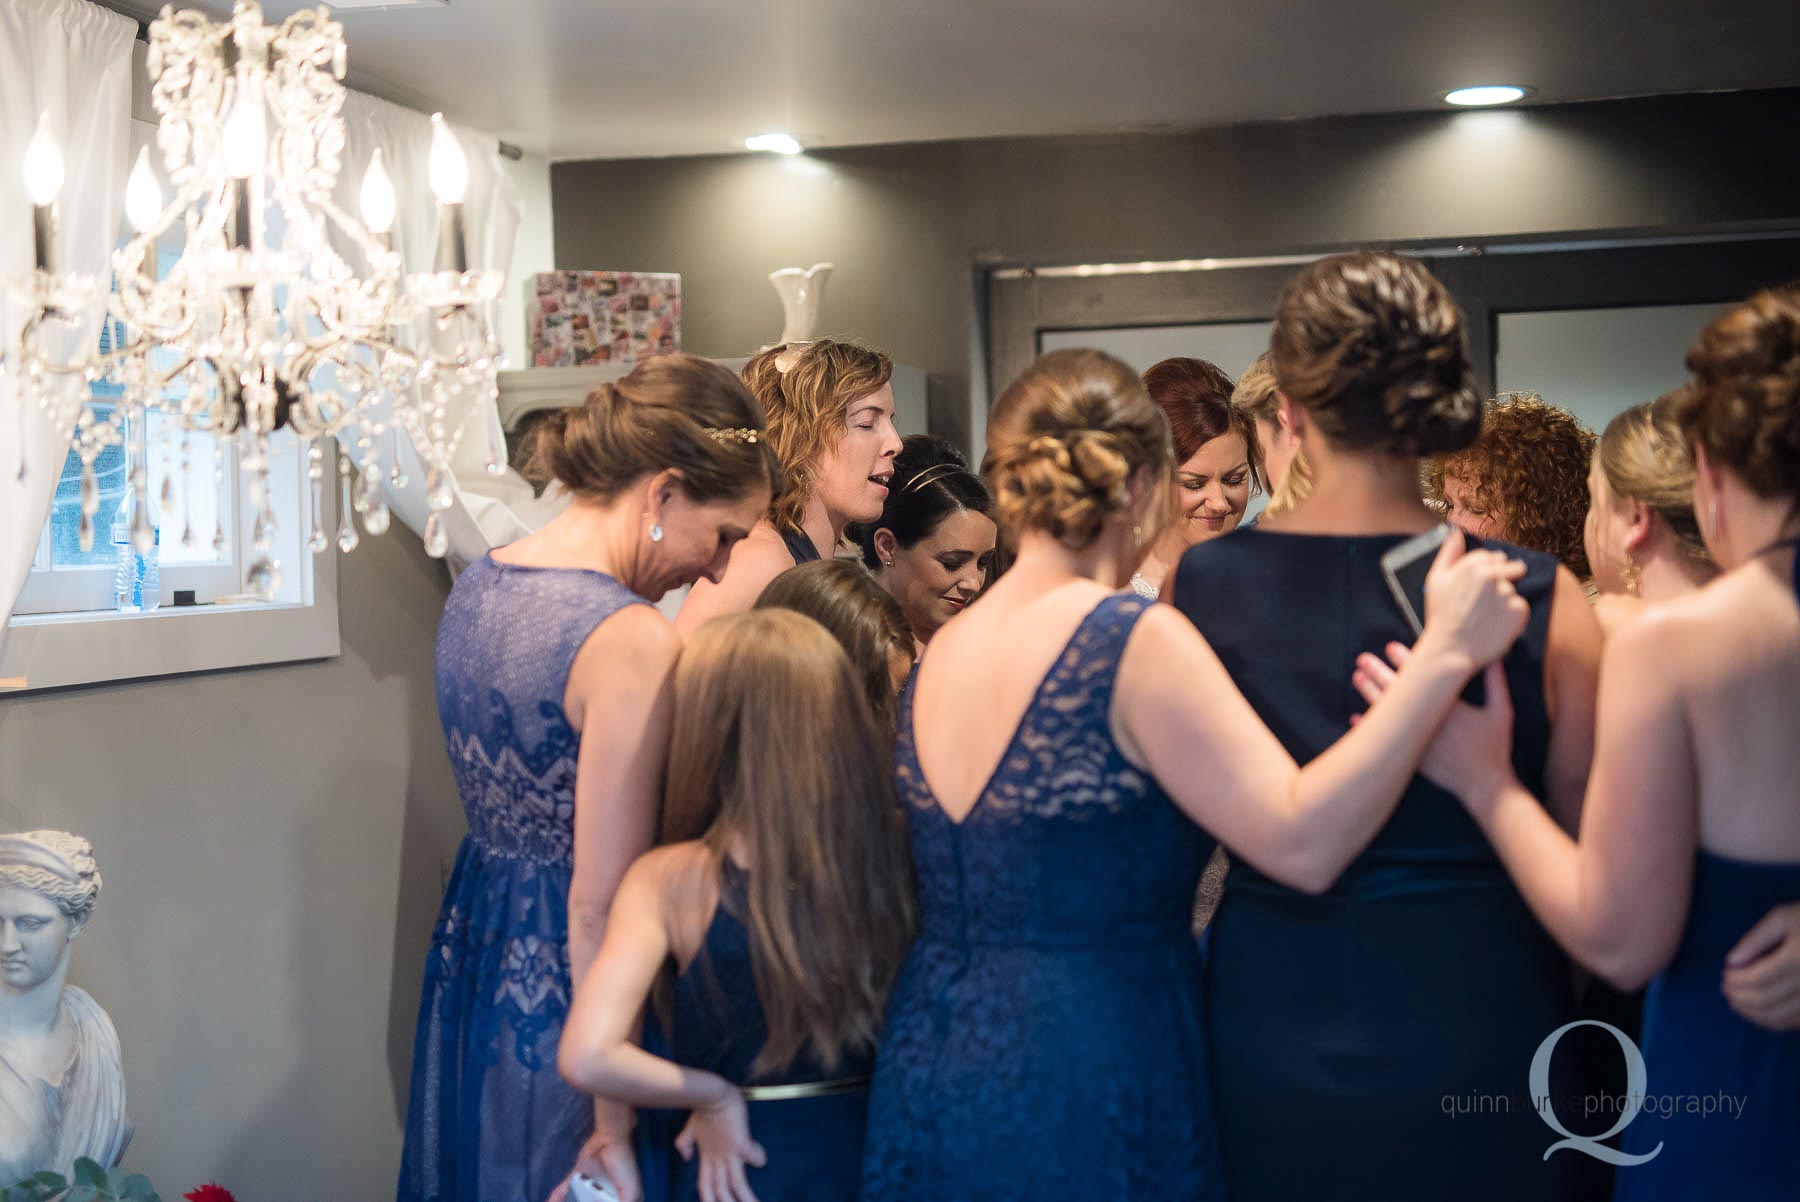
739 1075 870 1102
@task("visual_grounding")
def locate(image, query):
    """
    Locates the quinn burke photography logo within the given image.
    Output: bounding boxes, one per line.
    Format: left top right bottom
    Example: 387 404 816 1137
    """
1440 1020 1748 1166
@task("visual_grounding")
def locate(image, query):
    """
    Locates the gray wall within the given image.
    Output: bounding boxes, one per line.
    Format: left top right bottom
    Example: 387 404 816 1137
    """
0 533 460 1201
552 89 1800 447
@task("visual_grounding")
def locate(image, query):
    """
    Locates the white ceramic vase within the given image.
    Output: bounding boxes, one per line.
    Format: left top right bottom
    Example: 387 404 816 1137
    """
768 262 834 345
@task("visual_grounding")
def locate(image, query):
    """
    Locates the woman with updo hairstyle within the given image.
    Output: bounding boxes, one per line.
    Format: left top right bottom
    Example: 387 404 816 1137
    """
1128 357 1261 598
859 346 1533 1200
1426 392 1598 579
1355 287 1800 1200
401 353 781 1202
676 340 903 634
1164 250 1604 1202
1584 394 1719 633
852 435 997 647
756 558 917 729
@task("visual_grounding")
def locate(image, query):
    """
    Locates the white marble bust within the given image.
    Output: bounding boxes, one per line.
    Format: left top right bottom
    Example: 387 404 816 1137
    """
0 831 130 1185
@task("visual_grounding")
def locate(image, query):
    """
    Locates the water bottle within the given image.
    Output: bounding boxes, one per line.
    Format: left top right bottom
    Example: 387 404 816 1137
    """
111 487 161 613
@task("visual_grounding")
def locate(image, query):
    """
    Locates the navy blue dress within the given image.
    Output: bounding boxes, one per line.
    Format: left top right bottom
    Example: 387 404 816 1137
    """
1172 530 1581 1202
1614 544 1800 1201
861 594 1225 1201
399 554 646 1202
1612 852 1800 1200
655 861 872 1202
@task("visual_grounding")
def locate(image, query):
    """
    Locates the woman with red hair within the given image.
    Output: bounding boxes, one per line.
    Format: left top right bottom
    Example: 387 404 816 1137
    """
1129 357 1263 599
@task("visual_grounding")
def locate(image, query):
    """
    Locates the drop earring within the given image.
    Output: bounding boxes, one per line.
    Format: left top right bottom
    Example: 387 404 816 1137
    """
1621 552 1641 597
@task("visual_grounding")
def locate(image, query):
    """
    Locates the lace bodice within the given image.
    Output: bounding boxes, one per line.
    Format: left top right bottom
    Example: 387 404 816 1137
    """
434 554 646 866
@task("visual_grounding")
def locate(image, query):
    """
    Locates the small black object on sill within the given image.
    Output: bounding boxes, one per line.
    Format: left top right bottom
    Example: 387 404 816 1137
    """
173 590 198 607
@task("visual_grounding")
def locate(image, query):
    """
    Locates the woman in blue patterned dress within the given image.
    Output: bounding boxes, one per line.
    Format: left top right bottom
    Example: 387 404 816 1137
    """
398 354 781 1202
859 348 1533 1201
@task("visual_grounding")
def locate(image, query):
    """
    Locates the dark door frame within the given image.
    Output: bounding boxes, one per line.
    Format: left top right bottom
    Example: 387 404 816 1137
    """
983 234 1800 442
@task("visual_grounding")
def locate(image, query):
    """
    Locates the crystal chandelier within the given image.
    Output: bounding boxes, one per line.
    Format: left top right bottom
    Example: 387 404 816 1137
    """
3 1 504 595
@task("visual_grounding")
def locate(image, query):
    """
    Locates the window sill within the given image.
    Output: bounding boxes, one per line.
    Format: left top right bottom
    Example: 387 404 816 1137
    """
1 553 340 695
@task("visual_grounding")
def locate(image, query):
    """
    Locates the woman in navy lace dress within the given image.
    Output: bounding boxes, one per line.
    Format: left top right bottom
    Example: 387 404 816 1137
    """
859 348 1532 1202
1357 289 1800 1201
398 355 780 1202
560 610 915 1202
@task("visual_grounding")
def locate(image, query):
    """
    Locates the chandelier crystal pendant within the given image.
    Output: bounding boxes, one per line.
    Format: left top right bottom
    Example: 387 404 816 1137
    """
2 1 506 594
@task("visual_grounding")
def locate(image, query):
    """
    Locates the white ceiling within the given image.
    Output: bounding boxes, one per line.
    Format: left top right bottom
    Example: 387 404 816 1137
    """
121 1 1800 161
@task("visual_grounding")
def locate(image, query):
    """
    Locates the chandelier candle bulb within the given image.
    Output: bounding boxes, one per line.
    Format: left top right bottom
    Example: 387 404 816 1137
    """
125 148 162 234
428 114 470 272
360 149 397 236
22 113 64 274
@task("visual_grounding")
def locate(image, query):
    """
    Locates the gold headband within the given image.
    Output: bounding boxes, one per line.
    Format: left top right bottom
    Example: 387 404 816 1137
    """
706 426 760 445
903 463 963 494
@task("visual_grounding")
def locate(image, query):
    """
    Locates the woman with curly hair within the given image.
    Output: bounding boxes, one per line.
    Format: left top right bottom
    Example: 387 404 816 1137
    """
1355 285 1800 1202
1426 392 1597 579
676 341 903 634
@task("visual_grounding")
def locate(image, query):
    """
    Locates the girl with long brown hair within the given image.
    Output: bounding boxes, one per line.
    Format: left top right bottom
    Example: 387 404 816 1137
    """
559 609 915 1202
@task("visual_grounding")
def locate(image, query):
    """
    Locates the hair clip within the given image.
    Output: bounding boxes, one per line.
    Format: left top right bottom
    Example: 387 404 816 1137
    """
773 341 813 374
706 426 760 445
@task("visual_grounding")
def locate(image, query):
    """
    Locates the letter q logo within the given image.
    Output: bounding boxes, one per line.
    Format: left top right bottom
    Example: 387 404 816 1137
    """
1529 1020 1662 1166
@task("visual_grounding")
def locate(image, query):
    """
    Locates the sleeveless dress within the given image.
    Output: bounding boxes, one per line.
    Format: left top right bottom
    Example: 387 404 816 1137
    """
1613 543 1800 1201
860 593 1225 1201
656 861 873 1202
778 525 820 565
399 554 647 1202
1172 530 1581 1202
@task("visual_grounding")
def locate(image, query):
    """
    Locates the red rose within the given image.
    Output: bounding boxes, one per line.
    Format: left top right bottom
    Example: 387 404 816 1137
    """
185 1186 239 1202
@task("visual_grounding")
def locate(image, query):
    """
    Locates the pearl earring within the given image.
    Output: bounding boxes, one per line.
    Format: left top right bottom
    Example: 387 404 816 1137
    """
649 524 664 543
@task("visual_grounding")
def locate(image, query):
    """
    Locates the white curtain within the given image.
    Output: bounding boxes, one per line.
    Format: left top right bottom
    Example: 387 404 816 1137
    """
336 92 562 571
0 0 135 644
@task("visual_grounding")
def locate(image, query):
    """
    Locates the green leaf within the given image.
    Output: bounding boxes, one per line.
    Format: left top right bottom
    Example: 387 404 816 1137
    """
122 1175 160 1202
66 1187 99 1202
73 1160 108 1190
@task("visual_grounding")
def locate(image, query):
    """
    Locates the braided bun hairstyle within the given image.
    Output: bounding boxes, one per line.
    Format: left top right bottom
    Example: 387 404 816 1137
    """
1672 287 1800 501
529 353 781 505
983 349 1172 550
1271 251 1481 457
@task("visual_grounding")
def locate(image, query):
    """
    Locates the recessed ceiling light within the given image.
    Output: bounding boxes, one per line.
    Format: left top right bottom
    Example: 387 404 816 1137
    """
744 133 803 155
1444 85 1529 107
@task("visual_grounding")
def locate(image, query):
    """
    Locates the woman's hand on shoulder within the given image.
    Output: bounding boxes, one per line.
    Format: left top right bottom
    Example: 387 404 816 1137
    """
1353 645 1517 813
1416 528 1531 673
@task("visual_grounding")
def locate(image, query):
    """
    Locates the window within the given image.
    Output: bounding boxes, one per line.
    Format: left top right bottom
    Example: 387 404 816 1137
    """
10 249 311 616
1 117 340 693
